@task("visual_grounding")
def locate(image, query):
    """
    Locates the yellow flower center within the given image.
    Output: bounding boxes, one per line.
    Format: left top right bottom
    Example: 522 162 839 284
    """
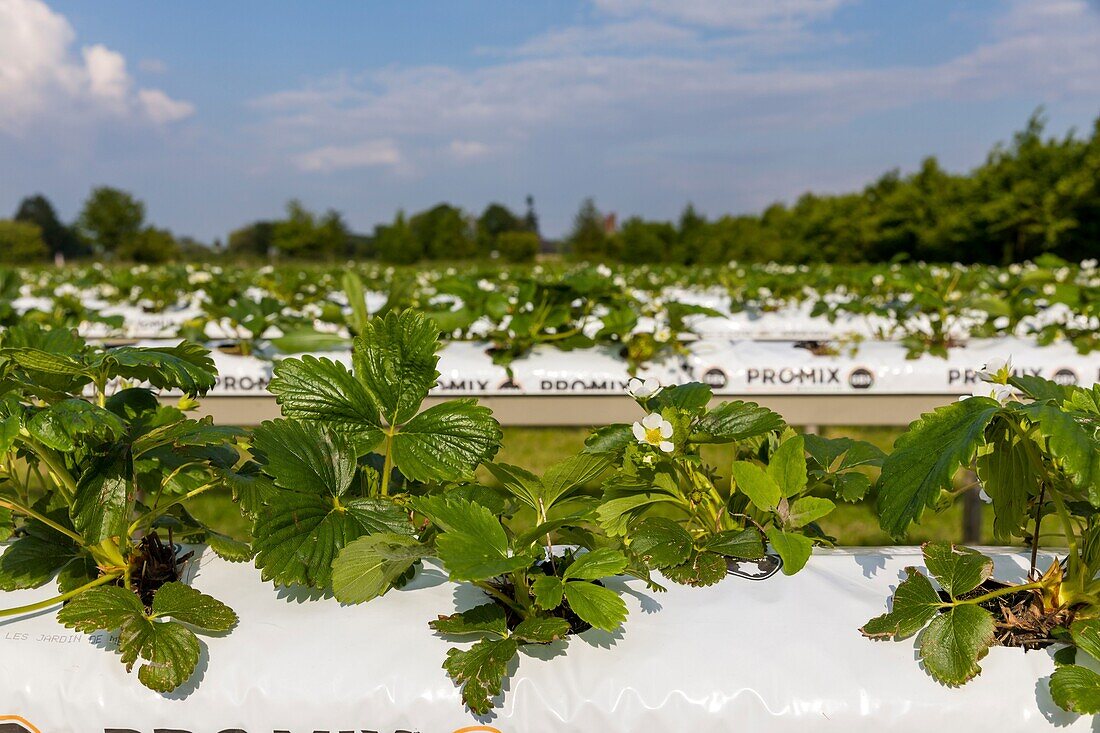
645 427 663 444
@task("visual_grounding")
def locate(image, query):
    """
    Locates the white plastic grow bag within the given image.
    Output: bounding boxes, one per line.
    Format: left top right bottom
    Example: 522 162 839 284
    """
0 547 1089 732
687 337 1099 395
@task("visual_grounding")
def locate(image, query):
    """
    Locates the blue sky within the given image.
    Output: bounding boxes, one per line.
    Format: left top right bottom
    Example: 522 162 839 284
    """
2 0 1099 241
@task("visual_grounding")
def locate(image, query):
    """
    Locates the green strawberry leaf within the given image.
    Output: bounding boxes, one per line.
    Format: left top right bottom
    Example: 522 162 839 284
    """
583 424 635 454
253 493 412 588
564 548 629 581
72 450 130 545
0 534 79 590
541 452 609 508
731 461 781 511
532 575 565 610
27 399 125 451
768 435 807 497
703 527 765 560
414 496 531 582
57 585 145 632
922 543 992 599
268 356 383 450
563 580 627 631
975 421 1036 540
332 533 430 604
877 398 1000 537
1071 618 1100 661
766 526 814 575
204 532 253 564
103 342 217 396
150 582 238 632
119 616 202 693
631 517 693 568
691 401 784 443
513 616 571 643
1050 665 1100 714
663 551 728 587
353 311 441 425
834 472 872 502
596 492 681 537
484 461 543 511
1019 402 1100 502
647 382 712 412
429 603 508 638
392 399 502 483
443 637 518 715
918 604 995 686
251 419 356 499
131 418 244 459
785 496 835 528
861 567 942 639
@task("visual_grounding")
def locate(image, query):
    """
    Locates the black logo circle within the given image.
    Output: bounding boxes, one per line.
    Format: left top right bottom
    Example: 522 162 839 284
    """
703 368 728 389
848 367 875 390
1053 368 1078 386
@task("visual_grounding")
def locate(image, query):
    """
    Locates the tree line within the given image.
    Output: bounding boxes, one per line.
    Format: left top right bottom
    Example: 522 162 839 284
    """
2 111 1097 266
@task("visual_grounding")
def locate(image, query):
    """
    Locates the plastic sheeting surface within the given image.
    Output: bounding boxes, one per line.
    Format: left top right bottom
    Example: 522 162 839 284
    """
0 547 1089 732
147 337 1099 397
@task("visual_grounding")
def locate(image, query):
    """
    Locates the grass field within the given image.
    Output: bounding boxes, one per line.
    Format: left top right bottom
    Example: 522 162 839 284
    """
187 425 1002 547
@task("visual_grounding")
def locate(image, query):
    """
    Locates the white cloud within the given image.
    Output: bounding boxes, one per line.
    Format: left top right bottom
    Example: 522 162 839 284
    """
447 140 492 161
138 57 167 74
504 19 696 57
82 44 130 101
139 88 195 123
0 0 194 133
589 0 850 30
293 139 402 172
252 0 1100 179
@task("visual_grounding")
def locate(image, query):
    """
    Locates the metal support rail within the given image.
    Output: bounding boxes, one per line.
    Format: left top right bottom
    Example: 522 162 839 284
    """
175 393 957 427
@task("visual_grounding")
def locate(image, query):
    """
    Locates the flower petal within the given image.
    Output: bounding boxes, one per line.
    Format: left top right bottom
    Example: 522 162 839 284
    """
642 413 662 429
632 422 646 441
659 420 673 438
659 441 675 453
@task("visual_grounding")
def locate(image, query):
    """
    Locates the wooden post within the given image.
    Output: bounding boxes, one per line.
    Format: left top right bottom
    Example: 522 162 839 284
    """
961 470 983 544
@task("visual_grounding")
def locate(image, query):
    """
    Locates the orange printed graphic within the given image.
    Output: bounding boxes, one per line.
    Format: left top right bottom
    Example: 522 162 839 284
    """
453 727 503 733
0 716 43 733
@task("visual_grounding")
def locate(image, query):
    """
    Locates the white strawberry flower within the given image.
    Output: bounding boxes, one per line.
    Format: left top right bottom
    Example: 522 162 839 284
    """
961 382 1014 405
978 356 1012 383
633 412 675 453
627 377 661 399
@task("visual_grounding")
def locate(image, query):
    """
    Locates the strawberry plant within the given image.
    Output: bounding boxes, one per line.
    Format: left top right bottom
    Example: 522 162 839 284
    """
254 308 638 713
332 452 626 715
585 379 881 579
864 363 1100 711
0 324 246 692
249 310 503 589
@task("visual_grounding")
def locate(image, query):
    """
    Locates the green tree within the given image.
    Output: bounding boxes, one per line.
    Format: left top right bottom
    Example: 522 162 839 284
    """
118 226 179 264
375 211 421 264
616 218 673 264
271 200 349 259
410 204 475 260
0 220 49 263
495 231 540 263
77 186 145 257
476 203 522 256
568 198 610 260
13 194 86 258
973 112 1085 264
227 221 274 258
523 194 540 234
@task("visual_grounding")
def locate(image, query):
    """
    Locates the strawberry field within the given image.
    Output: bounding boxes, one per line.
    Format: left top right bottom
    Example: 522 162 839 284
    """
0 257 1098 729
